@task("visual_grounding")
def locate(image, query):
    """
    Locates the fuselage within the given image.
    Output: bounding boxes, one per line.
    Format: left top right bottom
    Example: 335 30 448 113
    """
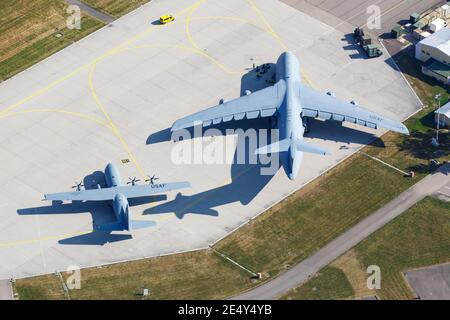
105 163 130 230
275 52 304 180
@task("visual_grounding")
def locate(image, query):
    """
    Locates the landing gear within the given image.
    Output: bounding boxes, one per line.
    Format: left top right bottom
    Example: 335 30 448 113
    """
270 116 277 129
302 117 310 134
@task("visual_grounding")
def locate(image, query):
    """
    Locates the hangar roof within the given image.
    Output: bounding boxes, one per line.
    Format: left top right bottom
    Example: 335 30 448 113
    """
420 28 450 56
436 101 450 118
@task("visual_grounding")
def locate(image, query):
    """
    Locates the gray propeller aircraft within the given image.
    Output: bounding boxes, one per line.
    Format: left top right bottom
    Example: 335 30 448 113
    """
171 51 409 180
44 163 191 232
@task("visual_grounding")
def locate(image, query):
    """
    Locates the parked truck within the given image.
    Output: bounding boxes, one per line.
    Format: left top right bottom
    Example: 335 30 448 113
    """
353 28 383 58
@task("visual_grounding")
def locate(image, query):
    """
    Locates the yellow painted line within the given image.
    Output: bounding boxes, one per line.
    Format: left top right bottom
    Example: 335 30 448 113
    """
186 0 207 52
88 61 147 181
130 43 241 75
184 1 241 75
245 0 287 51
0 231 91 248
245 0 315 88
0 0 202 119
191 15 260 27
5 108 112 129
81 0 206 180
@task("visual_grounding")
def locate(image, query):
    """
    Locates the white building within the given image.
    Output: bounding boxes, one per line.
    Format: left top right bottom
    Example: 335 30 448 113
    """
415 28 450 63
415 28 450 84
435 102 450 127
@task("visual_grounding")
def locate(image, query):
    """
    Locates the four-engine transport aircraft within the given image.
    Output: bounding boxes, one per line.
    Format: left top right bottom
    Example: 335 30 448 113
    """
44 163 191 232
171 51 410 180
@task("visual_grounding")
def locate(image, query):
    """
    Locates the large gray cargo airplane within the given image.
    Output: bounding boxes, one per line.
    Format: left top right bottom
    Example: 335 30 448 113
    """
171 52 409 180
44 163 190 232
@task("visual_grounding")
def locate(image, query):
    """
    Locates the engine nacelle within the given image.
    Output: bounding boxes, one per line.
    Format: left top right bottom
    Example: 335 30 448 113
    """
350 100 358 106
219 98 226 104
326 91 335 97
245 90 252 96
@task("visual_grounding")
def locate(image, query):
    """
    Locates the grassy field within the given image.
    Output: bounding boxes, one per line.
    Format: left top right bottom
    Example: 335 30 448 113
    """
14 273 65 300
16 251 253 300
284 197 450 300
82 0 150 17
282 266 354 300
0 0 104 81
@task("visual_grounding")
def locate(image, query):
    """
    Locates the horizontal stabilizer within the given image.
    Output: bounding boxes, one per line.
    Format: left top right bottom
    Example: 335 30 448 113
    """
130 220 156 230
95 221 125 232
295 140 329 156
255 138 291 155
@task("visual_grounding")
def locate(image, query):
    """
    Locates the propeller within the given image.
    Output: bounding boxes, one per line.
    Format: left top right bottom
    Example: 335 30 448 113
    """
71 181 84 191
145 174 159 185
127 177 140 186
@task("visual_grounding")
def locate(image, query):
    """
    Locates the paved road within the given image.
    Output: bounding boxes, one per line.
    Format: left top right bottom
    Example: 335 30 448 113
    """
64 0 115 24
233 163 450 300
405 263 450 300
0 280 13 300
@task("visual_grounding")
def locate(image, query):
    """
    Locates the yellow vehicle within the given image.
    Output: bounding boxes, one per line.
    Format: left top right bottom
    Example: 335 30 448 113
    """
159 14 175 24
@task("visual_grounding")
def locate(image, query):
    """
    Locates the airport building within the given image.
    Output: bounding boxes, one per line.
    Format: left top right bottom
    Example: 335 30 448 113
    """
435 101 450 127
415 28 450 85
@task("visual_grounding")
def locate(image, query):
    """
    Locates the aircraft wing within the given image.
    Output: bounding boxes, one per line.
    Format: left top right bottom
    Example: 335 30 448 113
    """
171 81 287 131
44 182 191 202
299 84 409 135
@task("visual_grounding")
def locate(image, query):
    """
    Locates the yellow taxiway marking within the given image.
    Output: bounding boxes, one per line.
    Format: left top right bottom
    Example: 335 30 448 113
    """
245 0 315 88
191 15 261 27
184 1 244 75
130 42 242 74
0 231 91 248
5 108 111 129
88 60 147 181
0 0 204 175
0 215 174 248
0 0 201 121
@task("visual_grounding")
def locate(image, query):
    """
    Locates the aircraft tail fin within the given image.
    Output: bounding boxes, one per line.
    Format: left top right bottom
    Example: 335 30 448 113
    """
255 138 291 155
295 139 329 156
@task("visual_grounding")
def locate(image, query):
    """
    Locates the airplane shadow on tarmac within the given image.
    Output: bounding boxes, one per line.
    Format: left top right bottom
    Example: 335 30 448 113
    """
17 171 166 245
145 62 386 218
144 118 383 220
144 128 280 219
